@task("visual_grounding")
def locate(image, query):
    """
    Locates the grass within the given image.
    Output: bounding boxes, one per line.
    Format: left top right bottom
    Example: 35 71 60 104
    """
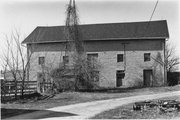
1 85 180 110
92 96 180 119
1 85 180 119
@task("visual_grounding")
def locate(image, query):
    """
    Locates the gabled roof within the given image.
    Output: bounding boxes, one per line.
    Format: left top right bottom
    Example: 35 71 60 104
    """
22 20 169 44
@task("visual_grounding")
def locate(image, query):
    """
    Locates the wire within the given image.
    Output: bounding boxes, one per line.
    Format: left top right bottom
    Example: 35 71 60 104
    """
149 0 159 22
143 0 159 37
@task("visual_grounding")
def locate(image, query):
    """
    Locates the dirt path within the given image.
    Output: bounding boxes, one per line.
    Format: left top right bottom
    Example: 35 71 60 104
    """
45 91 180 119
4 91 180 119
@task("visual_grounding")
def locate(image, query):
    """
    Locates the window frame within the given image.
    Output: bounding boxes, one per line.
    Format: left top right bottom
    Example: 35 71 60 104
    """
38 57 45 65
63 56 69 64
117 54 124 62
87 53 98 61
144 53 151 62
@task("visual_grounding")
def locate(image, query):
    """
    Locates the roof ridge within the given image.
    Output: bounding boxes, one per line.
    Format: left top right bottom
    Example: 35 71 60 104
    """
36 20 167 28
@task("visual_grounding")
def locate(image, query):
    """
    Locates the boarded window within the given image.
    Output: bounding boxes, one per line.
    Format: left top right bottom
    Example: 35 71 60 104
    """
87 53 98 68
144 53 151 61
117 54 123 62
63 56 69 63
87 53 98 61
39 57 45 65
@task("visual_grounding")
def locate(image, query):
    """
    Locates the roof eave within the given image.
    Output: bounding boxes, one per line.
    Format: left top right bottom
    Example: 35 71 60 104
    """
23 36 169 44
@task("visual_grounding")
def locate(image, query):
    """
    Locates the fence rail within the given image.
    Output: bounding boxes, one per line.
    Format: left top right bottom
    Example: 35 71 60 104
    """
1 80 37 97
39 82 53 93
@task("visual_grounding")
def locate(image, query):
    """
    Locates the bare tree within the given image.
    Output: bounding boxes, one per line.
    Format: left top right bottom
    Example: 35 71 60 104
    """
165 43 180 72
37 0 102 92
65 0 84 55
1 29 33 98
65 0 85 90
73 54 101 90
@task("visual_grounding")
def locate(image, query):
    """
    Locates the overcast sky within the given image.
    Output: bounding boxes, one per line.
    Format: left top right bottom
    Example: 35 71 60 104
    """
0 0 179 70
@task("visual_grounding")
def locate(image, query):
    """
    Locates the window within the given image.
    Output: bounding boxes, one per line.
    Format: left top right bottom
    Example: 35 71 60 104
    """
39 57 45 65
117 54 123 62
144 53 151 62
63 56 69 63
87 53 98 61
91 71 99 82
87 53 98 68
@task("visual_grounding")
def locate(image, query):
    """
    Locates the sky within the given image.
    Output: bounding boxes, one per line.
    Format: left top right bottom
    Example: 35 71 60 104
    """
0 0 179 70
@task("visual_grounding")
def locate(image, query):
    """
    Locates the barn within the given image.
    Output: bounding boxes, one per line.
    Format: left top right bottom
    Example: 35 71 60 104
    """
22 20 169 91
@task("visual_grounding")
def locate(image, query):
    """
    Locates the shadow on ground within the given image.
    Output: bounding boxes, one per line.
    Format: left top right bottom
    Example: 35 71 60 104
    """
1 108 77 119
78 87 146 93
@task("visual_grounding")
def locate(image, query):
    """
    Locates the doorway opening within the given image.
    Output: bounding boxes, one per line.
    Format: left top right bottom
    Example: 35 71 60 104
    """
116 70 125 87
143 69 153 87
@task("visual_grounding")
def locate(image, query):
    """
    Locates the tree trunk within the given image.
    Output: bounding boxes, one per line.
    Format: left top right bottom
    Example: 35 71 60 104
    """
14 80 17 99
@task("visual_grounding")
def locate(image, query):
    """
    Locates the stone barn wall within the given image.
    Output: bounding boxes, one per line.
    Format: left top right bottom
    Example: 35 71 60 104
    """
28 39 166 88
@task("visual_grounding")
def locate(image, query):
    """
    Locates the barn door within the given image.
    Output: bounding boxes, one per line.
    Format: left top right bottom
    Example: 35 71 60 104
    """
143 70 153 87
116 71 125 87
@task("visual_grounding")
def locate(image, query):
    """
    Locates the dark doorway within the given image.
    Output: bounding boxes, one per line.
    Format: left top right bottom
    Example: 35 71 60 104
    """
116 71 125 87
143 70 153 87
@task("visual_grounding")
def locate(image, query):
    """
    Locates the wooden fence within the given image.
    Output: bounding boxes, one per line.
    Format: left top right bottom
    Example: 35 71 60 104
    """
1 80 37 97
39 81 53 93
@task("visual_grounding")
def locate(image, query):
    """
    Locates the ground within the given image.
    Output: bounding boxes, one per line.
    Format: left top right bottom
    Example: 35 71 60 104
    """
92 96 180 119
2 86 180 110
1 85 180 119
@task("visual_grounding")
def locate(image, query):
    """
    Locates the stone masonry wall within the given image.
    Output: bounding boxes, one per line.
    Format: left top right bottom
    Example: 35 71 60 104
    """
28 39 165 88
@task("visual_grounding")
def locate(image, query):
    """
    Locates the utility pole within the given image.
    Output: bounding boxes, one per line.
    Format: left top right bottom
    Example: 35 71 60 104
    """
122 43 129 71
